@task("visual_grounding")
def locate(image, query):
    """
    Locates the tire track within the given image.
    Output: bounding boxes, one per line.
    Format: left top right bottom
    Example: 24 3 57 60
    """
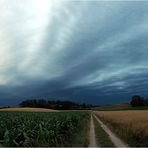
89 114 97 147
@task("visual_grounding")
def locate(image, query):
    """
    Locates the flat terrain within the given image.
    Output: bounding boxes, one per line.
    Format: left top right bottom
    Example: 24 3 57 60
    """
0 107 58 112
92 104 130 111
94 110 148 147
0 111 89 147
93 104 148 111
1 107 148 147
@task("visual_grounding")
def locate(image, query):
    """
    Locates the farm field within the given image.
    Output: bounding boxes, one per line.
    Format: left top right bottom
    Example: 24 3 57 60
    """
0 107 58 112
92 104 130 111
0 111 90 147
94 111 148 147
92 104 148 111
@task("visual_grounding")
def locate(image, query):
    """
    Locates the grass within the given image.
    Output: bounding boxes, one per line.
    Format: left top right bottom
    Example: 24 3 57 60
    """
95 111 148 147
93 115 114 147
92 104 148 111
0 107 58 112
69 114 90 147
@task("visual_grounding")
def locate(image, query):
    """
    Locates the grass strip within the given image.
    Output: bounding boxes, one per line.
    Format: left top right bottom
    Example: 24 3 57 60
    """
67 112 90 147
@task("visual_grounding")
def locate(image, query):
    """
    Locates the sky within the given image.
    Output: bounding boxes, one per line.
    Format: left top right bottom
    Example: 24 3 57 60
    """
0 0 148 106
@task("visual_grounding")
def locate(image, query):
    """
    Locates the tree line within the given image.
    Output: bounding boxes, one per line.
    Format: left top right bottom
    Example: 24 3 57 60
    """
19 99 93 110
130 95 148 107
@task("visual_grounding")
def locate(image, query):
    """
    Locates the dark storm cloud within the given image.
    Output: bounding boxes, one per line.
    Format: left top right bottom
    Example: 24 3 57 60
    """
0 1 148 105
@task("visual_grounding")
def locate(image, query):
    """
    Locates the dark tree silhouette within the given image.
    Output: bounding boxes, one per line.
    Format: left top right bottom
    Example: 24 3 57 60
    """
19 99 92 110
143 98 148 106
130 95 144 107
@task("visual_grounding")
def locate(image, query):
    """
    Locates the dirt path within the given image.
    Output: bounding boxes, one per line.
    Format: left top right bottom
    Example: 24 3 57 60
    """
93 114 129 147
89 114 97 147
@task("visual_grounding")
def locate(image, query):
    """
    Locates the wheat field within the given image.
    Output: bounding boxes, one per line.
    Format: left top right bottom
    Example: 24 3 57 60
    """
0 107 58 112
94 111 148 147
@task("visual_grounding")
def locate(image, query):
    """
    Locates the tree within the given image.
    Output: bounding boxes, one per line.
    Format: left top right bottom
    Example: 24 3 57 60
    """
19 99 92 110
130 95 144 107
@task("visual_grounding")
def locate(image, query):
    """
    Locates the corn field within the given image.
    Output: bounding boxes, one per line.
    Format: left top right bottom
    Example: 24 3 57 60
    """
0 111 89 147
95 111 148 147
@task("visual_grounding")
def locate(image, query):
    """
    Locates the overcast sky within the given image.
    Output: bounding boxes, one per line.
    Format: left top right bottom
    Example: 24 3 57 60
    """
0 0 148 105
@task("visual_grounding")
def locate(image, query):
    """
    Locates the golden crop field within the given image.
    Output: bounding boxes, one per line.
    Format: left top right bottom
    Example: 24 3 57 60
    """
94 111 148 147
0 107 58 112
